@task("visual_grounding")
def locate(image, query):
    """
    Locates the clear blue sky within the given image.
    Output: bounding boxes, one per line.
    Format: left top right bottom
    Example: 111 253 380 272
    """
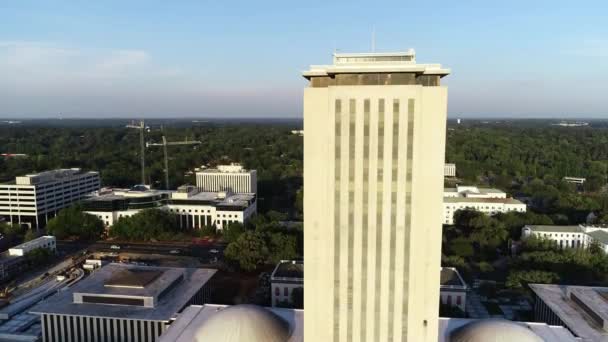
1 1 607 118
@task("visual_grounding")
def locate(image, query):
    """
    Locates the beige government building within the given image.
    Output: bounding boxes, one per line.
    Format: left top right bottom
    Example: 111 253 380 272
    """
303 50 449 342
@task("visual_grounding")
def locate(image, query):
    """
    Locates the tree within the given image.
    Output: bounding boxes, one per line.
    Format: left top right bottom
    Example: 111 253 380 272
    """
109 209 179 241
505 270 560 289
223 222 246 243
46 205 104 240
25 248 55 267
24 230 39 242
449 237 474 258
224 231 270 272
268 233 297 264
0 222 24 242
199 225 218 238
266 210 288 223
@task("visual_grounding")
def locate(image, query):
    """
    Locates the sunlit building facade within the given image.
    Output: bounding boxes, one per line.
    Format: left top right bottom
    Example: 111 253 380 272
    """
303 50 449 342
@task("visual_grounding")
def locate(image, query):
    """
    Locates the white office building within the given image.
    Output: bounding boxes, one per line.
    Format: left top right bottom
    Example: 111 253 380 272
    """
83 185 256 230
443 186 526 225
522 224 608 252
195 163 257 194
8 235 56 256
0 169 100 228
270 260 303 308
304 49 450 342
444 163 456 177
30 263 216 342
439 267 467 313
563 177 586 185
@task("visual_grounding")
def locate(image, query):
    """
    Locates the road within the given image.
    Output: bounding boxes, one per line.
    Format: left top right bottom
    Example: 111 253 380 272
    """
56 240 226 261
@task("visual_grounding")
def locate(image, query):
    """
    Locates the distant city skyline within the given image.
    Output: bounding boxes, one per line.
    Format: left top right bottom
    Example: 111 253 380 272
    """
1 1 607 119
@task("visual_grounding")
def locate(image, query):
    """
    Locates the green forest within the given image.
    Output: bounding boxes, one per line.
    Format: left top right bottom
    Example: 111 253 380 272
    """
0 121 303 217
3 119 608 282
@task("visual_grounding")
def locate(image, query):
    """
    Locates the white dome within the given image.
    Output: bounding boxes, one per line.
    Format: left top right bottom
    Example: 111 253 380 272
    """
194 305 291 342
450 319 544 342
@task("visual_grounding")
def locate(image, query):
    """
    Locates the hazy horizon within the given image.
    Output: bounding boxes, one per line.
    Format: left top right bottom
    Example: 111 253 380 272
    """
2 1 608 119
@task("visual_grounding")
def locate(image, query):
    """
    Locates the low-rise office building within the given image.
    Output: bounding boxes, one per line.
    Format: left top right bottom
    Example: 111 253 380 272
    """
8 236 56 257
30 263 216 342
196 163 257 194
270 260 303 307
443 186 526 225
522 224 608 252
0 169 100 228
563 177 586 185
158 304 303 342
529 283 608 341
440 267 467 312
0 236 57 283
0 236 57 282
82 185 256 230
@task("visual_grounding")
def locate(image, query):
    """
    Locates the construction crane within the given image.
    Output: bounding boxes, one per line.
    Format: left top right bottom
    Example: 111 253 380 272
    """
126 120 146 185
147 136 201 189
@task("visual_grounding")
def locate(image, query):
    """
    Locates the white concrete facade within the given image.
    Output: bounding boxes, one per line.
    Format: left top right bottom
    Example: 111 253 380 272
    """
443 186 526 225
84 187 256 231
444 163 456 177
8 235 56 256
304 50 449 342
439 267 467 313
270 260 303 307
522 224 608 252
563 177 586 184
195 163 257 194
0 169 100 228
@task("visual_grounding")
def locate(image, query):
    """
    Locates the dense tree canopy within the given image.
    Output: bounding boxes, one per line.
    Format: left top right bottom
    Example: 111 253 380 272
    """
0 121 303 216
46 205 104 240
224 213 301 271
446 123 608 223
109 209 180 241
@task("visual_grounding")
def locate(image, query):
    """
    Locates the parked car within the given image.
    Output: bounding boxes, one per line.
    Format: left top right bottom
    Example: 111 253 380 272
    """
110 245 121 250
169 249 181 255
209 249 219 254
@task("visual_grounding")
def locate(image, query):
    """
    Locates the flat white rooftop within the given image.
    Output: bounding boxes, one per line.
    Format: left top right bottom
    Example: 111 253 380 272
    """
30 264 216 321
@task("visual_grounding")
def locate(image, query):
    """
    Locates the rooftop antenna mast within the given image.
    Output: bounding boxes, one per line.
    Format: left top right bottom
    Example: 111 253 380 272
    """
126 120 146 185
147 136 201 190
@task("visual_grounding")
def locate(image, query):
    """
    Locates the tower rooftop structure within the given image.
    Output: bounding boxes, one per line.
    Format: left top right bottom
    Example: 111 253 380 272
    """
303 50 450 80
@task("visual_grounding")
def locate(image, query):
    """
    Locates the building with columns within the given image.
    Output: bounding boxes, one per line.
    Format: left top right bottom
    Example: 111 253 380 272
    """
0 169 100 228
444 163 456 177
303 50 449 342
30 263 216 342
82 185 256 230
443 186 526 225
522 224 608 252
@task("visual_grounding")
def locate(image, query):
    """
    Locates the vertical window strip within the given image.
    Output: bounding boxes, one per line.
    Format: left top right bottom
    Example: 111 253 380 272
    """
347 98 356 342
360 99 370 342
402 98 415 339
333 99 342 342
374 99 385 342
388 99 400 341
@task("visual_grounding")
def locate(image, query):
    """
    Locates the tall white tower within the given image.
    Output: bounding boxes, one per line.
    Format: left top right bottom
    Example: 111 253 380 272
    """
303 50 449 342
